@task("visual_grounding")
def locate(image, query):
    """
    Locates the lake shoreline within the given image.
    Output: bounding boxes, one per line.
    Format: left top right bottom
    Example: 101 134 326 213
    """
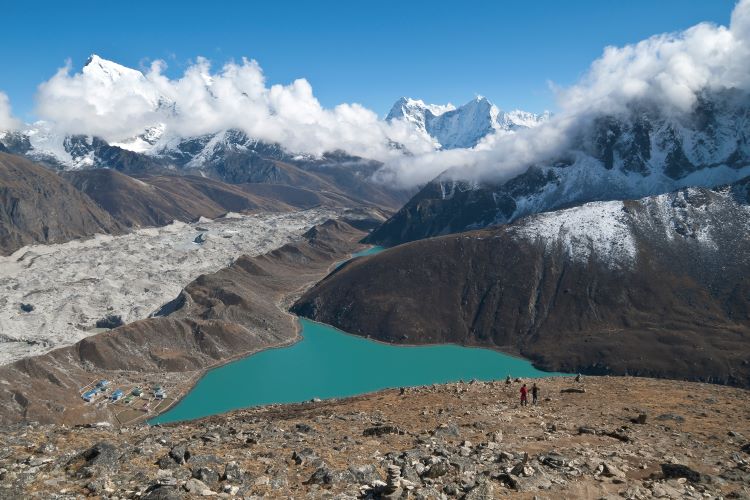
148 244 382 424
151 316 565 425
152 244 570 426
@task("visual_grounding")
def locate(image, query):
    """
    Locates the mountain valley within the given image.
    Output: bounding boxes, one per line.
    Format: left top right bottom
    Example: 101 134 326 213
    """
1 6 750 497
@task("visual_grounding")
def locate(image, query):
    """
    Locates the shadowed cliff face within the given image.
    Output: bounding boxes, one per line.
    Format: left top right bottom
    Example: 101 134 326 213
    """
0 152 122 255
294 181 750 387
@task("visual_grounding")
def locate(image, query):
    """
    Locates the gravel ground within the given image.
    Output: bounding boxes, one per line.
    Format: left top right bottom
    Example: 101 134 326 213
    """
0 376 748 498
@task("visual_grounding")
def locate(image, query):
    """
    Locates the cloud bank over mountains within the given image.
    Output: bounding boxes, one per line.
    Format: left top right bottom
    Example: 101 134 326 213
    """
377 0 750 187
0 92 20 132
34 55 435 160
1 0 749 188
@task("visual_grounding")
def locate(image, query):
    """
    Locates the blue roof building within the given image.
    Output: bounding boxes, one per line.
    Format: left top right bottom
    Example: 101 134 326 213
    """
111 389 124 401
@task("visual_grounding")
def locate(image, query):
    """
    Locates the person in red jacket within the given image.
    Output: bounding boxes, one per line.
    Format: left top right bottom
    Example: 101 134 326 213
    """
520 383 529 406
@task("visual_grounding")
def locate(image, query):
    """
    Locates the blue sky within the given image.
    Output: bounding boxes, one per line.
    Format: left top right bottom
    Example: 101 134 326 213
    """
0 0 735 121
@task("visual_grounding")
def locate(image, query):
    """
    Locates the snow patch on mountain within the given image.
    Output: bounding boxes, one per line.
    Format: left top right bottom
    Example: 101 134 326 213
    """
111 124 167 153
508 180 750 270
511 200 637 268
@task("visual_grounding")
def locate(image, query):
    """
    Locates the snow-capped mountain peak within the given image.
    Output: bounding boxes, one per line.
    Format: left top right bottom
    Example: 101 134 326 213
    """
79 55 166 117
500 109 553 129
386 95 548 149
83 54 146 85
386 97 456 123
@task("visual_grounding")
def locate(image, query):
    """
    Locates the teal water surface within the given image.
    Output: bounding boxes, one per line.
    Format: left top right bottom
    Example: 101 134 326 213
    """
150 319 563 424
334 245 386 268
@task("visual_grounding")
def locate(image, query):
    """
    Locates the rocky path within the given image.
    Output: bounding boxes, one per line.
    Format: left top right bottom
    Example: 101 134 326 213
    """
0 376 748 498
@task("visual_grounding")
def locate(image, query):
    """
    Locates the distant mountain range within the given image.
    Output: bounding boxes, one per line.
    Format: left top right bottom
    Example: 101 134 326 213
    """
386 96 549 149
0 56 547 175
293 85 750 387
369 89 750 245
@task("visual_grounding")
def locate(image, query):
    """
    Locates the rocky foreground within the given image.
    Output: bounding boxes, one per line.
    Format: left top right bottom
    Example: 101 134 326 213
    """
1 377 748 499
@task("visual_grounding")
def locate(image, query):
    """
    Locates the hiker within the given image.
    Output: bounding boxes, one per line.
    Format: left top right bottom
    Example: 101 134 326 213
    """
520 383 528 406
575 373 582 382
531 383 539 405
505 375 512 385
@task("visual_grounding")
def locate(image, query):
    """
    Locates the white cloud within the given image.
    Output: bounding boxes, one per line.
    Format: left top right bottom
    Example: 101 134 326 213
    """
378 0 750 188
0 92 21 132
34 55 435 160
22 0 750 189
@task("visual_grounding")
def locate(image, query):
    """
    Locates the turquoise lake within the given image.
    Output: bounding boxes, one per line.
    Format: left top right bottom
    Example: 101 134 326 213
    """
334 245 386 268
150 318 562 424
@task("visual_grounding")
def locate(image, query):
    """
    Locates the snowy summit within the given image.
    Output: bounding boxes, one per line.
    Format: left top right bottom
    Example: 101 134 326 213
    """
386 95 549 149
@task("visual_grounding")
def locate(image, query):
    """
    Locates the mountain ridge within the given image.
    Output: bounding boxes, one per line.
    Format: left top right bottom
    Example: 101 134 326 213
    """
386 96 548 149
0 152 123 255
295 177 750 387
369 89 750 245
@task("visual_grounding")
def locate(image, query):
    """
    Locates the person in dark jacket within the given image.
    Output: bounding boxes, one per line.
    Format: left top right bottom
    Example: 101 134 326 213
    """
531 383 539 405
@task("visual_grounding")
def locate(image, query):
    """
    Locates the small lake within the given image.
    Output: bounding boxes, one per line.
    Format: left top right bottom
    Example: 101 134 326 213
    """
334 245 386 268
150 318 563 424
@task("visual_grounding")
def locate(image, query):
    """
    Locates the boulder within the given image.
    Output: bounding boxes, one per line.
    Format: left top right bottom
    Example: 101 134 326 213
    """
433 423 460 438
661 463 702 482
295 423 314 433
183 478 213 495
141 484 184 500
540 452 568 469
600 462 626 479
363 425 404 437
494 472 520 491
632 413 647 424
169 443 190 465
192 466 219 487
348 464 382 484
222 461 244 483
464 481 496 500
292 448 318 465
308 465 355 485
157 455 178 470
421 460 451 478
81 442 119 469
